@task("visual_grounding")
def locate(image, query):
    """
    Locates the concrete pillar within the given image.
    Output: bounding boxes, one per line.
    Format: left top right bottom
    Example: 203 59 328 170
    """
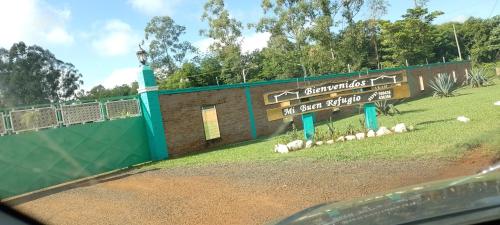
302 113 315 140
364 103 378 131
137 65 168 161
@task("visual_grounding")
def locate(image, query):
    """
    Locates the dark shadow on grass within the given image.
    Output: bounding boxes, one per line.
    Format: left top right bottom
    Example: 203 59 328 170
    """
398 109 428 115
416 118 455 126
4 167 159 206
454 92 472 97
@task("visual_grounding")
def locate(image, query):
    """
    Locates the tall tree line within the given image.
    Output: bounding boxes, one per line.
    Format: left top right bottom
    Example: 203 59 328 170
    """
143 0 498 90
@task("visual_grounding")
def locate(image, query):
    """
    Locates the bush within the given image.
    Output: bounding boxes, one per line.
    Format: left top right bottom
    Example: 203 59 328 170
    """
428 73 458 97
463 68 491 88
276 124 302 144
314 128 329 142
325 117 341 140
375 100 400 116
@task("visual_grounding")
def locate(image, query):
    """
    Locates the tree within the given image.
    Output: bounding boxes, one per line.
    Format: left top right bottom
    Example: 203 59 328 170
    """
379 7 443 66
144 16 196 79
201 0 243 84
257 0 316 76
0 42 83 107
78 82 139 100
459 16 500 63
367 0 389 68
433 23 461 61
198 55 222 85
334 21 371 71
341 0 364 25
158 62 199 89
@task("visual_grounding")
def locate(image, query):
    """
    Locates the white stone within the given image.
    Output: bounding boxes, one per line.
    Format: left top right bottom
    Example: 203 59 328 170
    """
376 127 392 136
394 123 407 133
355 132 365 140
367 130 376 137
316 141 324 146
326 140 334 144
457 116 470 123
336 136 345 142
275 144 289 153
345 135 356 141
287 140 304 151
305 140 313 148
495 101 500 106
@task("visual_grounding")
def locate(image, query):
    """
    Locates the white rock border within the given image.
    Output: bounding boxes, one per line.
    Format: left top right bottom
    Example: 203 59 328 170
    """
274 123 413 153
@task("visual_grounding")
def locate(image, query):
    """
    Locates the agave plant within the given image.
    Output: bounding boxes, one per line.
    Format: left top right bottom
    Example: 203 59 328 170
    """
463 68 489 88
375 100 400 116
428 73 457 97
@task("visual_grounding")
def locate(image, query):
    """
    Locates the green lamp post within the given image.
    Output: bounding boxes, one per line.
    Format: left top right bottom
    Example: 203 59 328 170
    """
136 46 168 161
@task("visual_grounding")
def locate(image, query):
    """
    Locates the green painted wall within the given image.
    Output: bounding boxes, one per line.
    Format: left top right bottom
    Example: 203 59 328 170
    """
0 117 151 198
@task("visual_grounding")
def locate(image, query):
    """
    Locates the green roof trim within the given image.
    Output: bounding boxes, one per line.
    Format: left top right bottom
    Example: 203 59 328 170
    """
158 61 469 95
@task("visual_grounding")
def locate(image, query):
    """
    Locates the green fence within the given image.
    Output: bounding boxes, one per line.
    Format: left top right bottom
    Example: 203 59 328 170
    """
0 98 151 199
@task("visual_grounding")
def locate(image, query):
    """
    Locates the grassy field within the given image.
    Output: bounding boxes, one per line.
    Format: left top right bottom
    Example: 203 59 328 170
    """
146 79 500 169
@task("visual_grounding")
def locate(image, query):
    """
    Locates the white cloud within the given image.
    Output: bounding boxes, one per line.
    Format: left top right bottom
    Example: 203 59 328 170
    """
91 20 140 57
194 38 214 53
240 32 271 53
0 0 74 47
45 27 74 45
450 15 468 23
128 0 181 16
194 32 271 54
100 67 140 89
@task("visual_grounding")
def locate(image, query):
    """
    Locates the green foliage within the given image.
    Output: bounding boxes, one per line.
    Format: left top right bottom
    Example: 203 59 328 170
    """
463 68 491 88
458 16 500 64
375 100 401 116
136 3 497 89
78 82 138 100
314 128 330 142
158 63 198 90
0 42 83 106
277 124 301 144
200 0 243 84
344 124 357 136
380 7 443 66
428 73 457 97
325 117 340 140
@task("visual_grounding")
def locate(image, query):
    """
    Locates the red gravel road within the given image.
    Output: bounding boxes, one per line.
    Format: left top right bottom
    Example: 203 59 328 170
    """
14 150 498 225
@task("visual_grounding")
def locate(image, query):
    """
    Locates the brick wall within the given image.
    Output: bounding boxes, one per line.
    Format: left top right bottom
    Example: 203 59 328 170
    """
159 61 471 156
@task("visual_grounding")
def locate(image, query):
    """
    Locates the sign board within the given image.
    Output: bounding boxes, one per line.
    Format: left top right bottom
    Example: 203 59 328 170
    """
263 72 407 105
266 84 410 121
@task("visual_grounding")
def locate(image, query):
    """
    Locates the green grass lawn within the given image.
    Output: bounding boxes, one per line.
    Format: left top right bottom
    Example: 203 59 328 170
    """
146 80 500 169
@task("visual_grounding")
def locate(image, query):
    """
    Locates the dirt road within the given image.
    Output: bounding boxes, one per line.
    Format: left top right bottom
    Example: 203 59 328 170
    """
15 150 496 225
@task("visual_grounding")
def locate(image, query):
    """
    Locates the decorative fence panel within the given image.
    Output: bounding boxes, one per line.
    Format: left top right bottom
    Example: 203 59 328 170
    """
0 97 141 136
106 99 140 120
61 102 103 125
10 107 58 133
0 113 5 135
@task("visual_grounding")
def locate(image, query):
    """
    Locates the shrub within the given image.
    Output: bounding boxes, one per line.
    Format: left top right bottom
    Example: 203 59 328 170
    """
428 73 458 97
375 100 400 116
345 124 358 136
463 68 490 88
314 128 329 142
325 117 341 140
277 124 302 144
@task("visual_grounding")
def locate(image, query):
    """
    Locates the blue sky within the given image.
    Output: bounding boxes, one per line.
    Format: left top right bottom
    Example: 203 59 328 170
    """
0 0 498 90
